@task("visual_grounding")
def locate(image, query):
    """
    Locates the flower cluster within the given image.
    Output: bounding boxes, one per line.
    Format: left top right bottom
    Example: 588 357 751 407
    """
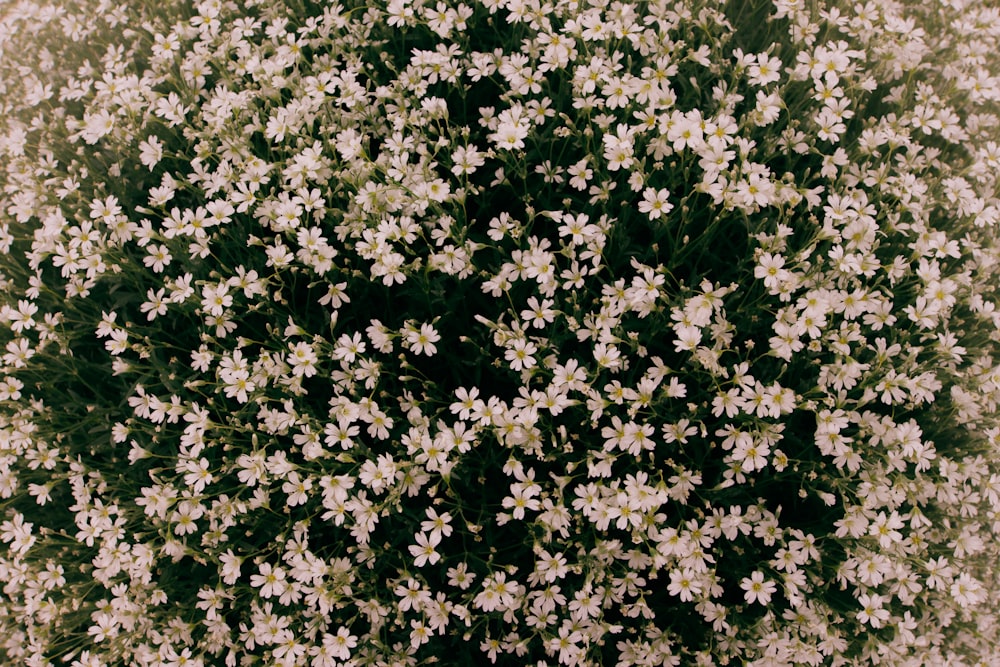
1 0 1000 665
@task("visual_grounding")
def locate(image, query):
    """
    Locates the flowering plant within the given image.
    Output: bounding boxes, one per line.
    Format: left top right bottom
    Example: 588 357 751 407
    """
2 0 999 665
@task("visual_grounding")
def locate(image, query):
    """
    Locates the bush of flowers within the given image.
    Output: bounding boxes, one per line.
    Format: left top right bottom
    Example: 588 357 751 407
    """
2 0 1000 664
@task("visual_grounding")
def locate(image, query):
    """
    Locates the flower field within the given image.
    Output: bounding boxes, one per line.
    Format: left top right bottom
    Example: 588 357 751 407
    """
1 0 999 665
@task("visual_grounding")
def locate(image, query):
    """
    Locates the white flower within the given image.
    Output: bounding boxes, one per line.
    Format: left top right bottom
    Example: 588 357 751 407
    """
748 53 783 86
447 562 476 589
592 342 621 369
281 471 312 506
950 573 986 608
602 123 635 171
754 252 790 289
140 288 169 321
0 376 24 401
404 322 441 356
408 530 442 567
450 144 486 175
505 338 538 371
138 135 164 170
665 110 704 151
221 368 255 404
81 109 115 144
637 186 674 220
420 507 454 539
0 513 35 554
855 592 890 627
490 106 530 151
332 332 367 363
287 341 319 377
324 627 358 661
667 568 702 602
740 571 776 605
249 562 287 599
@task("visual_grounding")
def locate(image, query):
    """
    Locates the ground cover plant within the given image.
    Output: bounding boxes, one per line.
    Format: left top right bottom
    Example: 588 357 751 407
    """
1 0 1000 664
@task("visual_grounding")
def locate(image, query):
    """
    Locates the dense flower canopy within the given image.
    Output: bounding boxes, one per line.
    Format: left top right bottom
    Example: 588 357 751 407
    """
1 0 999 665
